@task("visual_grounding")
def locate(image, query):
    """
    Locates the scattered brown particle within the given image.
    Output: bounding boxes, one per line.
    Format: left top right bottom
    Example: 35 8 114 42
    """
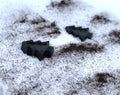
59 43 104 54
91 14 111 24
109 30 120 44
95 73 112 83
51 0 72 8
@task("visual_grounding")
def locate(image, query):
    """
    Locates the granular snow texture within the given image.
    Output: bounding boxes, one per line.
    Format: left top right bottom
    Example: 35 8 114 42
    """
0 0 120 95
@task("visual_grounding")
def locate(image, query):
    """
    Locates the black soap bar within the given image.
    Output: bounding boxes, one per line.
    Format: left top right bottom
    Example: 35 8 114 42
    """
65 26 93 41
21 40 54 61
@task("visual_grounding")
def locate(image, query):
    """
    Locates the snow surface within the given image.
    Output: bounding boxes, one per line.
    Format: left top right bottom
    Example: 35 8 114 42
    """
83 0 120 20
0 0 120 95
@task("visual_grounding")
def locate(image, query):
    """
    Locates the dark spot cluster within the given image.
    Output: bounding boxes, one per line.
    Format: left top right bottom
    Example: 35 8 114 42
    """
47 30 60 35
12 83 42 95
35 21 61 37
59 43 104 54
95 73 115 87
109 30 120 44
18 16 47 25
19 19 26 23
65 72 119 95
95 73 109 83
65 90 78 95
91 14 111 24
12 13 61 38
13 88 28 95
30 17 46 25
47 22 61 35
50 0 73 8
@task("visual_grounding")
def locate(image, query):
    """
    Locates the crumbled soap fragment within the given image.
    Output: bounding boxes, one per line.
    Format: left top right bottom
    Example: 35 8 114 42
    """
21 40 54 61
65 26 93 41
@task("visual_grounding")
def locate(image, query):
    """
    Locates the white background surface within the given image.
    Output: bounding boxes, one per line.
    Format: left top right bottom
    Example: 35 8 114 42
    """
0 0 120 95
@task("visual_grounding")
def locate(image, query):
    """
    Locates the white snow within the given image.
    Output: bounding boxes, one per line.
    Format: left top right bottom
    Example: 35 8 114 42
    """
83 0 120 20
0 0 120 95
0 79 10 95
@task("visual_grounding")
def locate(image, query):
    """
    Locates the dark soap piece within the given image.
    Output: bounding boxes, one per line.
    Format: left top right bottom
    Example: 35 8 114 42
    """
21 40 54 61
65 26 93 41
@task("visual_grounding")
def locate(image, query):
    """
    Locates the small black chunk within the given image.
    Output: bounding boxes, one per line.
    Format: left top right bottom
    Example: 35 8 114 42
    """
21 40 54 61
65 26 93 41
95 73 111 83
